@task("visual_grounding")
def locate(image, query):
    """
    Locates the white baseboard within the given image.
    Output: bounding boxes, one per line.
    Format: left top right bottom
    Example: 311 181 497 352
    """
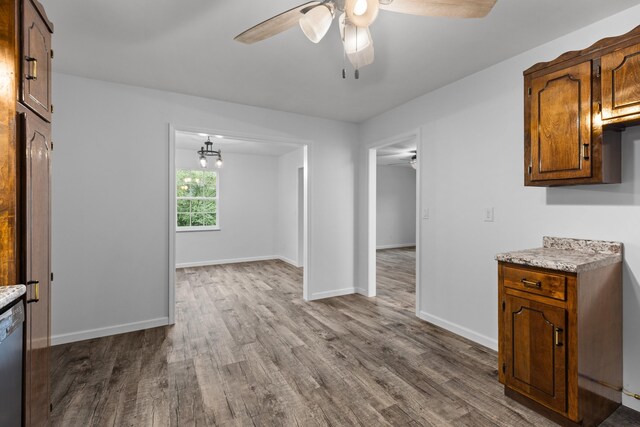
309 287 356 301
355 287 374 297
176 255 278 268
51 317 169 346
277 256 302 268
376 243 416 250
623 394 640 412
419 310 498 351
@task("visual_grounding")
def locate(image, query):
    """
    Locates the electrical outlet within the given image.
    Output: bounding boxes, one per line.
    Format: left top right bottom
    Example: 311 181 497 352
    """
484 207 494 222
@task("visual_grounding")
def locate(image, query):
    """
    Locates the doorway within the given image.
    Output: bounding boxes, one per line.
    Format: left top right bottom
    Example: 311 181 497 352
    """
168 125 311 324
367 130 421 316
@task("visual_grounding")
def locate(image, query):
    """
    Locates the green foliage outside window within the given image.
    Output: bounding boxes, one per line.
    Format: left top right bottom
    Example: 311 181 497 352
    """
176 169 218 228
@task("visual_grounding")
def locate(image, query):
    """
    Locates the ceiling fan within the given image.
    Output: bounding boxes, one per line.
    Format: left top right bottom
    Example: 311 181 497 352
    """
385 149 417 168
234 0 497 78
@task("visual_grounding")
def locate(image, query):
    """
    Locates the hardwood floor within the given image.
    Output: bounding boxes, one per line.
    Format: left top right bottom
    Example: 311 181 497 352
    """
51 250 640 426
376 247 416 312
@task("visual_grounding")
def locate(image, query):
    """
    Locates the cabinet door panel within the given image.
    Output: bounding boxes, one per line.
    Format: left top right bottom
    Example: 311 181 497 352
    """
22 0 52 122
21 109 51 427
530 62 592 181
601 43 640 120
504 295 567 413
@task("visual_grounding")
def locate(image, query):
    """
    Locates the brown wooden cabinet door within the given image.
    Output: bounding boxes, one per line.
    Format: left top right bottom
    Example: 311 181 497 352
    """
530 61 592 182
21 0 52 122
21 108 51 427
504 295 567 414
601 43 640 121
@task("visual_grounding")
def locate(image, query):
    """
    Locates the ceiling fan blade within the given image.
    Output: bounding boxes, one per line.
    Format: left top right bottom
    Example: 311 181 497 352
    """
379 0 496 18
235 1 323 44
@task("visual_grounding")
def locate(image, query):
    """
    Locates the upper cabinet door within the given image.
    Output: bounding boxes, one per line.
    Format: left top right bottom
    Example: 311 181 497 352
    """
529 61 592 182
22 0 52 122
601 43 640 121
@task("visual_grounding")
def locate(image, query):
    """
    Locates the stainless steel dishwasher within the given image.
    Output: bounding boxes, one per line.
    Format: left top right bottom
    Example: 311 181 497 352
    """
0 298 25 427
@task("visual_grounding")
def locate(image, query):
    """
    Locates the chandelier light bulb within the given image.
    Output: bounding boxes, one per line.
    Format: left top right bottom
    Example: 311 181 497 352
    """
199 155 208 168
216 156 223 168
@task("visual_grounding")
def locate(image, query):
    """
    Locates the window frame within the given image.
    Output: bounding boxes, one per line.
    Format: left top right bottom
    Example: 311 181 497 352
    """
176 168 220 232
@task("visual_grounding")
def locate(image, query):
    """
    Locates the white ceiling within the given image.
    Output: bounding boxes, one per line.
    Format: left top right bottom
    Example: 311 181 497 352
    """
46 1 640 123
175 131 300 156
377 137 417 167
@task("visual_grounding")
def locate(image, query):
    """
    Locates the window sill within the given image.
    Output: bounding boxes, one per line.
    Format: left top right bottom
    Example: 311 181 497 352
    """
176 227 221 233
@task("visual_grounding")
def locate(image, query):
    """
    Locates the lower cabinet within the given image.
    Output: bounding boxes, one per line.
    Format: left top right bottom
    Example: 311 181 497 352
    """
498 262 622 427
503 295 567 413
19 106 51 426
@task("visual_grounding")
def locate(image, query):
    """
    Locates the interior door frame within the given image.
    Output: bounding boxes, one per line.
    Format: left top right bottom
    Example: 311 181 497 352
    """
366 129 422 316
168 124 312 324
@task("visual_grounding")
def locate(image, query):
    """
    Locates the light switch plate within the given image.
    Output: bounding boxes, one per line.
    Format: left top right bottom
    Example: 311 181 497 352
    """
484 207 494 222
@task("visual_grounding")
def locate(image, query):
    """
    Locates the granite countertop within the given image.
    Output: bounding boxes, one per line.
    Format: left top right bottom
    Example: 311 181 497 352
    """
0 285 26 311
495 236 623 273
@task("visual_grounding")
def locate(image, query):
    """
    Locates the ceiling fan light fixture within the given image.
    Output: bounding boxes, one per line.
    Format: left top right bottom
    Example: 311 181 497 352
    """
339 13 374 69
345 0 378 27
353 0 368 15
299 3 334 43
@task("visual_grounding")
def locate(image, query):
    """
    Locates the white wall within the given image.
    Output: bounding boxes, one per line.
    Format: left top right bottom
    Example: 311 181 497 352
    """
376 165 416 248
175 149 278 267
51 73 358 344
276 148 304 266
358 6 640 411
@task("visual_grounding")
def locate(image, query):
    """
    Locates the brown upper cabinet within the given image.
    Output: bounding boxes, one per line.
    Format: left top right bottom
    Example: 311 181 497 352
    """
529 61 592 182
601 42 640 121
524 26 640 186
21 0 53 122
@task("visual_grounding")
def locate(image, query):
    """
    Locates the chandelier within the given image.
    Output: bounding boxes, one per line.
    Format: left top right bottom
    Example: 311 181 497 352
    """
197 136 223 168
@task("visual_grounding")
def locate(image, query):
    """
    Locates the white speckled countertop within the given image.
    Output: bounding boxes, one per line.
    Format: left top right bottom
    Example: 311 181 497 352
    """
0 285 26 311
495 237 622 273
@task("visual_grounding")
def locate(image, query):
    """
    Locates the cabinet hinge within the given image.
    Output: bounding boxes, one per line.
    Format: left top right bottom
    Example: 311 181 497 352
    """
598 102 602 114
596 65 601 78
502 363 506 374
51 141 53 151
502 300 505 312
51 104 54 114
527 87 531 96
51 49 54 59
527 165 532 175
51 272 54 281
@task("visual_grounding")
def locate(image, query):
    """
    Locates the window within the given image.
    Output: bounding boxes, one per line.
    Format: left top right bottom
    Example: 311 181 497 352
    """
176 169 219 231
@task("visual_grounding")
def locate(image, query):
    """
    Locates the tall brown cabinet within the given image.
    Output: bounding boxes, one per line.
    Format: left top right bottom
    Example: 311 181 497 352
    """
0 0 52 425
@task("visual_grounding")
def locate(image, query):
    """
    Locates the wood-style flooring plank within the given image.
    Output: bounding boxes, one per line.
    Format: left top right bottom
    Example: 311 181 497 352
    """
50 249 640 426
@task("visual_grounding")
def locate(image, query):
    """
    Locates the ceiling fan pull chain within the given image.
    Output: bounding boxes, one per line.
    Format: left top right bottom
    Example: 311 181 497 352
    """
342 24 347 79
354 25 359 79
